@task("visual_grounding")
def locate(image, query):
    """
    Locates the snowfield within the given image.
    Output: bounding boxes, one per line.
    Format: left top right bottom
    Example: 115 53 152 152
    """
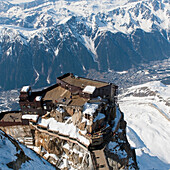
0 130 55 170
119 81 170 169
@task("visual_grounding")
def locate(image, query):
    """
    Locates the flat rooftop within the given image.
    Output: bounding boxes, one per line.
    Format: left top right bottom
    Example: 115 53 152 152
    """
43 86 88 107
59 74 109 88
0 112 22 122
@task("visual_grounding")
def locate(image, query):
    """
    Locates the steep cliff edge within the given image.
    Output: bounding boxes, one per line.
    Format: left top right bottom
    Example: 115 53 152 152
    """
104 113 138 169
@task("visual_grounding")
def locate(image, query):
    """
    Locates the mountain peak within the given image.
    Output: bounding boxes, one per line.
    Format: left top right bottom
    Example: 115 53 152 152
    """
0 0 169 34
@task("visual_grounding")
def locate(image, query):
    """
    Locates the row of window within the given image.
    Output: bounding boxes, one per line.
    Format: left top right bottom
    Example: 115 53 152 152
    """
22 105 36 109
23 111 37 114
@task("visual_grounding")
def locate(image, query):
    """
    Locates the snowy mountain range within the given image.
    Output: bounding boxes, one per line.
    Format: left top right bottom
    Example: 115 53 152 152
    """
0 0 169 90
119 81 170 170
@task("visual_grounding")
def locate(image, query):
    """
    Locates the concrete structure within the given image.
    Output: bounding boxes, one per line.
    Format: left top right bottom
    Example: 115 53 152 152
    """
19 73 117 115
19 73 118 147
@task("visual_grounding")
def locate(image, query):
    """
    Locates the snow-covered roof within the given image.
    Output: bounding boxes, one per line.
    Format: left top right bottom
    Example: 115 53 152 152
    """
35 96 42 101
21 86 30 92
82 85 96 94
83 102 99 116
22 114 39 122
37 117 90 146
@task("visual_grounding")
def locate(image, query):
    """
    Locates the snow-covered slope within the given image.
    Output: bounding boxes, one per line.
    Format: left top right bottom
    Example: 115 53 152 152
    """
0 0 169 34
0 130 55 170
0 89 19 112
119 81 170 169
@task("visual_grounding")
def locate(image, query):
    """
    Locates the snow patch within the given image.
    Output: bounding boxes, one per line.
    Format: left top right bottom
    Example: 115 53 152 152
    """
58 16 72 25
83 102 99 116
0 130 55 170
21 86 30 92
22 114 39 122
54 48 59 56
81 35 98 62
117 71 128 74
38 117 90 146
82 85 96 94
33 67 40 86
35 96 42 101
93 112 105 122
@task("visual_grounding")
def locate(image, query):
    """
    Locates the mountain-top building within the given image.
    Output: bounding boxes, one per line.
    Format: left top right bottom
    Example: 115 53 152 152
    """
19 73 118 147
1 73 138 169
19 73 118 115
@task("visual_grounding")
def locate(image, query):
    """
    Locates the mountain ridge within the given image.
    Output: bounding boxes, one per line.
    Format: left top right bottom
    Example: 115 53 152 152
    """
0 0 169 90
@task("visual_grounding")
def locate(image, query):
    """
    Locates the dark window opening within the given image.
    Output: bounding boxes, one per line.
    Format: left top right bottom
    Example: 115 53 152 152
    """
85 114 90 120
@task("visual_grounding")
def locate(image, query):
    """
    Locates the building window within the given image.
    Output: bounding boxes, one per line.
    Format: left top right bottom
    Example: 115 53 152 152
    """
85 114 90 120
65 84 69 89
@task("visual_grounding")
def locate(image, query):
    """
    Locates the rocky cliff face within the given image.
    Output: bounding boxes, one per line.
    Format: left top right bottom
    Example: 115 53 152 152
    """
0 27 169 90
29 116 138 169
33 130 93 169
0 125 34 147
105 116 137 169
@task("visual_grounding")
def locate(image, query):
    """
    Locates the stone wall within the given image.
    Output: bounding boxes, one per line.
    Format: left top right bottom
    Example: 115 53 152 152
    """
0 124 94 169
33 129 94 169
0 125 33 145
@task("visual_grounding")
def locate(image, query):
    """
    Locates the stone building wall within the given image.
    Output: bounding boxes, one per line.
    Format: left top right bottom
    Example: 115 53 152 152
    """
33 129 94 169
0 125 34 146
